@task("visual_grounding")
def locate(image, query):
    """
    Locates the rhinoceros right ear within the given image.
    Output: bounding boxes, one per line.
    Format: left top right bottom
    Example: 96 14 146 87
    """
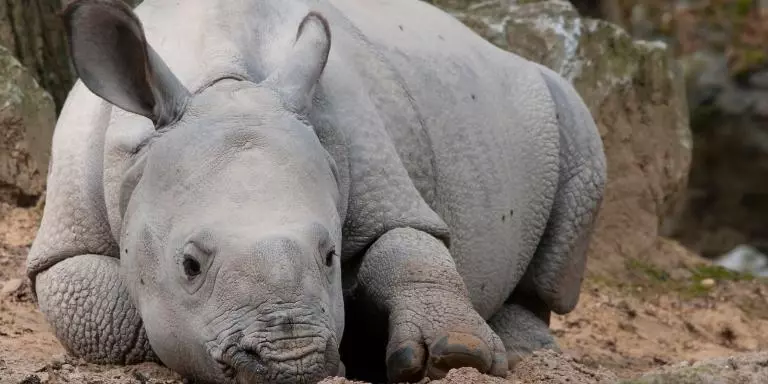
264 12 331 115
62 0 190 127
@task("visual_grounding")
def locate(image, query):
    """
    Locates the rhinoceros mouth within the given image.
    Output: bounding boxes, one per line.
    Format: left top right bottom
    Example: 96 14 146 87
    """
210 332 340 383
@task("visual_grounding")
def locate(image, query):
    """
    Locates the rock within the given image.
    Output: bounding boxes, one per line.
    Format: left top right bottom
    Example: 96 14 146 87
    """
699 278 715 288
0 0 74 112
0 44 56 199
440 0 692 275
623 351 768 384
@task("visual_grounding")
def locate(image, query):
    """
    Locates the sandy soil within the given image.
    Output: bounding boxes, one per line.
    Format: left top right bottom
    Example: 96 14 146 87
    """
1 198 766 384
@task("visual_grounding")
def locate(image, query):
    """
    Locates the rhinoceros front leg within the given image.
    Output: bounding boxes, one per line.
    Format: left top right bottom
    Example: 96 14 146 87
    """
35 254 156 364
356 228 508 382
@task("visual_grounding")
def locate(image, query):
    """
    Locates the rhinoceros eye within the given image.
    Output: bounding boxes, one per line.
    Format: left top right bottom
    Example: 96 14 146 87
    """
183 255 202 277
324 248 336 267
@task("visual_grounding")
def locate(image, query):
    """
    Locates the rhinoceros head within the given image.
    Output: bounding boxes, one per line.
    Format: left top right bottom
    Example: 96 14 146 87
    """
62 1 345 382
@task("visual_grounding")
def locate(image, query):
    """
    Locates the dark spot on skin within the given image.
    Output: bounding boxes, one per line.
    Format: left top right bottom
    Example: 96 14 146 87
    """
438 35 444 40
471 94 476 101
501 214 506 222
480 283 486 291
124 248 128 254
399 25 403 31
140 277 144 285
509 209 514 217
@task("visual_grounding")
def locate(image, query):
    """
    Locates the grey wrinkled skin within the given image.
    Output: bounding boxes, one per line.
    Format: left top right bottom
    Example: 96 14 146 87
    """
26 0 606 383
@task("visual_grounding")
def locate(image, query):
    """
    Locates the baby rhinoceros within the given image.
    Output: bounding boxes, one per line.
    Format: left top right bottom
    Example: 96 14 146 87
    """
26 0 607 383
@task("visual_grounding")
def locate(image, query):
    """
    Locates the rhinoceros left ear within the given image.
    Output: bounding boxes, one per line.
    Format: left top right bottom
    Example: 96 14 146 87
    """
265 12 331 114
62 0 190 127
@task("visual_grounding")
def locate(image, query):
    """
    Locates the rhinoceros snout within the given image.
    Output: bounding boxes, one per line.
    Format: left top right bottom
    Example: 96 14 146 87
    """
218 332 341 384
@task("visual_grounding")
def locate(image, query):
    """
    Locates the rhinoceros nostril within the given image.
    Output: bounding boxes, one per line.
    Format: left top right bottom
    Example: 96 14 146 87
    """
215 358 236 378
215 345 267 379
237 348 268 376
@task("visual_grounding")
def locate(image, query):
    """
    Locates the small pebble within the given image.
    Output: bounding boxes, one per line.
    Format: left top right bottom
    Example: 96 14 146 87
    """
133 370 150 383
700 278 716 288
1 279 23 295
18 374 41 384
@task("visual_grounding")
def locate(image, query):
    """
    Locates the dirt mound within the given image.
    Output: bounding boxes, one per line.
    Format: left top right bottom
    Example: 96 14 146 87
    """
320 350 618 384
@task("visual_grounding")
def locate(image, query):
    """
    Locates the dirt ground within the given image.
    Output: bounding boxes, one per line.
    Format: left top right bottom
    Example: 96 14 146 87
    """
1 197 767 384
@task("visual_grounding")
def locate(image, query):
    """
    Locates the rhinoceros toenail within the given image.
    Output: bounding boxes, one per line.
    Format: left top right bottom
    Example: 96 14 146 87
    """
427 333 492 377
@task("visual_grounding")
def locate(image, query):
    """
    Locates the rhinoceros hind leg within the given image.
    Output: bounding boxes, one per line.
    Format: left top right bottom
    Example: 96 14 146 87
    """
35 254 157 365
521 67 607 315
487 292 559 370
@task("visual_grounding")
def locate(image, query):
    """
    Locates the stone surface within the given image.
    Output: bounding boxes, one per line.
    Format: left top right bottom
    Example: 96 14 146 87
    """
621 351 768 384
0 0 74 113
0 44 56 199
0 0 145 113
443 0 693 275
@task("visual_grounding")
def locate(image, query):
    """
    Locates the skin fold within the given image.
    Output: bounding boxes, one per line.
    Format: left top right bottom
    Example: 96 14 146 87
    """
27 0 607 383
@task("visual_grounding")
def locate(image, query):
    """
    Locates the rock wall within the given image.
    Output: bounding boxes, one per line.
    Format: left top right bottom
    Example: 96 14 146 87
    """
0 0 73 114
0 0 144 199
0 0 143 114
572 0 768 260
0 45 56 202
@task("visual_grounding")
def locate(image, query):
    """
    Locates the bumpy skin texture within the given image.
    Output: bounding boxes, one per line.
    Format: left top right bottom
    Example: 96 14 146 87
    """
488 297 559 369
35 255 156 364
357 228 508 382
518 66 608 315
27 0 607 382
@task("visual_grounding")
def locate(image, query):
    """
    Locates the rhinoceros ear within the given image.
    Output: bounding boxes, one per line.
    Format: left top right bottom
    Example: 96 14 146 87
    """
62 0 190 127
265 12 331 114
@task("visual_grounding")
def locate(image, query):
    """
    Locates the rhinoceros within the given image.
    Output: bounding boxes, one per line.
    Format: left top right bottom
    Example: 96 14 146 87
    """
26 0 607 383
